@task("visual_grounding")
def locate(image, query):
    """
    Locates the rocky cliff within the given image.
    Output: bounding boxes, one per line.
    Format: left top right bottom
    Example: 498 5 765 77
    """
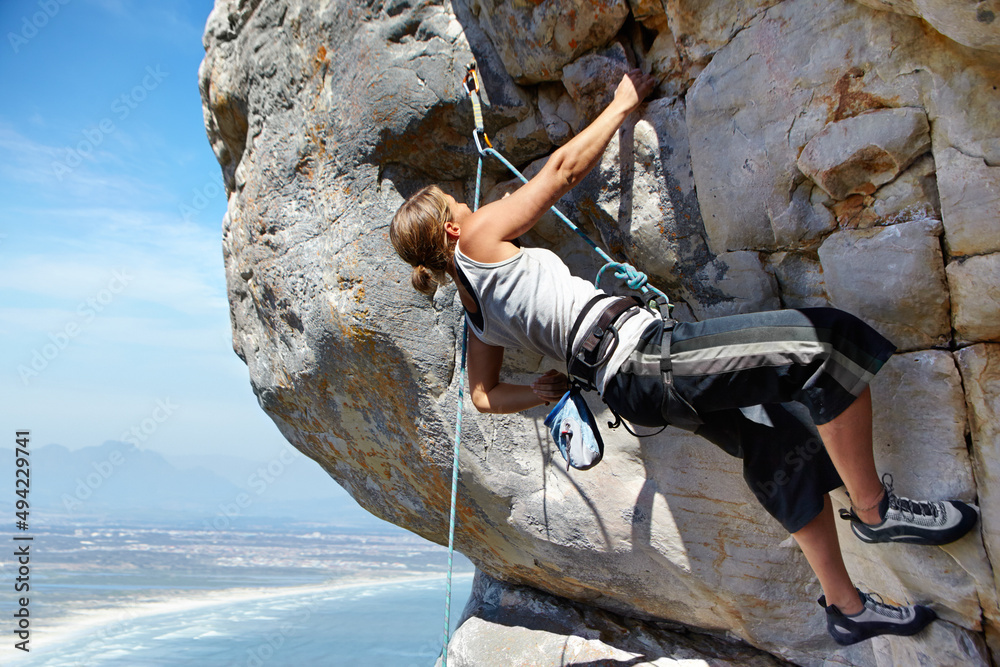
199 0 1000 664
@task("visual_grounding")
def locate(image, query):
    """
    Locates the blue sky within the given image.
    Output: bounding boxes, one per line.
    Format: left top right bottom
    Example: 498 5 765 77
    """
0 0 296 463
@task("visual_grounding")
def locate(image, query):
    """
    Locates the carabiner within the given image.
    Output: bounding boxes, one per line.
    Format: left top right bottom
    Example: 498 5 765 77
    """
463 64 479 96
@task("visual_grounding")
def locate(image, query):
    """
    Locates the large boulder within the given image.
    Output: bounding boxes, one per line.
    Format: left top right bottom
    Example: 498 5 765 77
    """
947 253 1000 344
817 219 951 351
796 107 930 201
461 0 630 84
437 571 791 666
855 0 1000 53
201 0 1000 663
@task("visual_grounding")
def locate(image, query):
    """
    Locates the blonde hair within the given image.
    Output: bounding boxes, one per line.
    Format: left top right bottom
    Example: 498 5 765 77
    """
389 185 456 295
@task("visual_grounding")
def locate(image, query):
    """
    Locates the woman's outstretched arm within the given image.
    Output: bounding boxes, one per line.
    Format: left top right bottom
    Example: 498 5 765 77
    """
458 69 655 263
467 333 567 414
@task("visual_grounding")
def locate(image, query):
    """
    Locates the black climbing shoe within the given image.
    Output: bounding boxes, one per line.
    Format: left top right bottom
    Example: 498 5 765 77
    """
818 589 936 646
840 474 979 546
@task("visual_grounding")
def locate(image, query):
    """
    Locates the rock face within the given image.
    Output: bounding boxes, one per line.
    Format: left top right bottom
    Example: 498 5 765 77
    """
817 219 951 351
796 107 931 201
857 0 1000 53
437 571 792 666
200 0 1000 664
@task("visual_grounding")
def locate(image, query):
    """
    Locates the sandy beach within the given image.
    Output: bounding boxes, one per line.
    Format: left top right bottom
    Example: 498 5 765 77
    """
1 571 475 665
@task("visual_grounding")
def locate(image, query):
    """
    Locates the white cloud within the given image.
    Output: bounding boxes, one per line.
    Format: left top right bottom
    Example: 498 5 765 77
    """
3 309 227 352
0 203 227 316
0 122 169 203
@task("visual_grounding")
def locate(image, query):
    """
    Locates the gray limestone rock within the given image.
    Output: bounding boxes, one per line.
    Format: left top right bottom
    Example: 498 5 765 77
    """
661 0 783 65
796 108 931 201
923 57 1000 173
437 571 792 666
818 219 951 350
852 0 919 15
682 251 780 320
628 0 669 30
770 180 837 247
688 0 923 253
831 153 939 229
957 344 1000 641
461 0 630 84
536 83 580 146
767 252 829 309
202 0 1000 663
854 0 1000 53
947 253 1000 343
561 43 630 126
870 351 973 504
642 29 688 98
911 0 1000 53
937 147 1000 257
686 0 1000 255
870 621 992 667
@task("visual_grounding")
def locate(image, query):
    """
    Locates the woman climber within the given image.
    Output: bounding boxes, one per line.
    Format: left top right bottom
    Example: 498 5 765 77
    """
388 69 979 646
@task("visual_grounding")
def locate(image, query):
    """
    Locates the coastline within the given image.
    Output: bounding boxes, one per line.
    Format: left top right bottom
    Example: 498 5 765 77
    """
5 571 475 663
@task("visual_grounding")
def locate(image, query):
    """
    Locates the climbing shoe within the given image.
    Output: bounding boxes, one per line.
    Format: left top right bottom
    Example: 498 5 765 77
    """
818 590 936 646
840 474 979 546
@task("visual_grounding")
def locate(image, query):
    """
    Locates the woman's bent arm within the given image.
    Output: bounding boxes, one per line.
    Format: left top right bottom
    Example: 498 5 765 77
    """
467 333 566 413
458 69 655 263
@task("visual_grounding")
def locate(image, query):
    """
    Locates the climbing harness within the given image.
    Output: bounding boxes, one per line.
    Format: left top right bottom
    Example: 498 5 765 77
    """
439 63 678 665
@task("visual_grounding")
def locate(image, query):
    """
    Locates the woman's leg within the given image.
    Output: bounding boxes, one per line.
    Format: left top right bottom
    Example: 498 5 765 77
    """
665 309 957 642
670 309 894 524
792 495 862 614
672 308 977 545
685 377 941 643
797 494 937 645
815 387 884 525
696 403 862 609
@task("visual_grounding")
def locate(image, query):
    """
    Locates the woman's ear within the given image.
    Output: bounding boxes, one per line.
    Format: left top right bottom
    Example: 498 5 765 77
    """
444 219 461 240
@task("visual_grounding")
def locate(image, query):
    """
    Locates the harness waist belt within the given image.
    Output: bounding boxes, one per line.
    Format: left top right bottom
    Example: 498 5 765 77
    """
567 295 642 389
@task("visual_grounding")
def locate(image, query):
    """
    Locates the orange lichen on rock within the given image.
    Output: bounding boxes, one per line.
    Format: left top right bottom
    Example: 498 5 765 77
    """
826 67 896 123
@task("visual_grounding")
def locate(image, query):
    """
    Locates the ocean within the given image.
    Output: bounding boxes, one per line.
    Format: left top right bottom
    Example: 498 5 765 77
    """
1 521 476 667
9 575 475 667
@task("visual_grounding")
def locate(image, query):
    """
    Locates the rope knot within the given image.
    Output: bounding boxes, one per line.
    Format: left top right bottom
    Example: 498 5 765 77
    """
595 261 650 293
615 264 648 291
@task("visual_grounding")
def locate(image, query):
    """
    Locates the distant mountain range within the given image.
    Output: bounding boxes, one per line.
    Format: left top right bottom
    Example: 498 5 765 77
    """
0 441 396 531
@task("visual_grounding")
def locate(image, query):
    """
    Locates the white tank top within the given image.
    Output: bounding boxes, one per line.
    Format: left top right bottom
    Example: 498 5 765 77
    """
454 245 655 392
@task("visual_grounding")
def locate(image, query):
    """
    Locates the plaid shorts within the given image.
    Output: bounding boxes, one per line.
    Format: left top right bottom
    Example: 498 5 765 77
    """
604 308 896 533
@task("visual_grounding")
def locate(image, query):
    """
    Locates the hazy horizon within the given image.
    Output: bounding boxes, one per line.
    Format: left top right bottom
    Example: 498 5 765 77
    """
0 438 397 531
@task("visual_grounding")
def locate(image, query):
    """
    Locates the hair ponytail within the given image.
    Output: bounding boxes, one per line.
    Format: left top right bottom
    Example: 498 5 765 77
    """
411 264 438 296
390 185 456 296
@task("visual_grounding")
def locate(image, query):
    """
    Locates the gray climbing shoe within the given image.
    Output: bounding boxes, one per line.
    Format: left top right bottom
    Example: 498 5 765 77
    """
819 589 936 646
841 474 979 546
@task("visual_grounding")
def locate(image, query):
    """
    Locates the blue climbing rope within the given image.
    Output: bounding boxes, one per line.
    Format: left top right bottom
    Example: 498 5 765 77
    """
440 116 486 667
440 321 466 667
